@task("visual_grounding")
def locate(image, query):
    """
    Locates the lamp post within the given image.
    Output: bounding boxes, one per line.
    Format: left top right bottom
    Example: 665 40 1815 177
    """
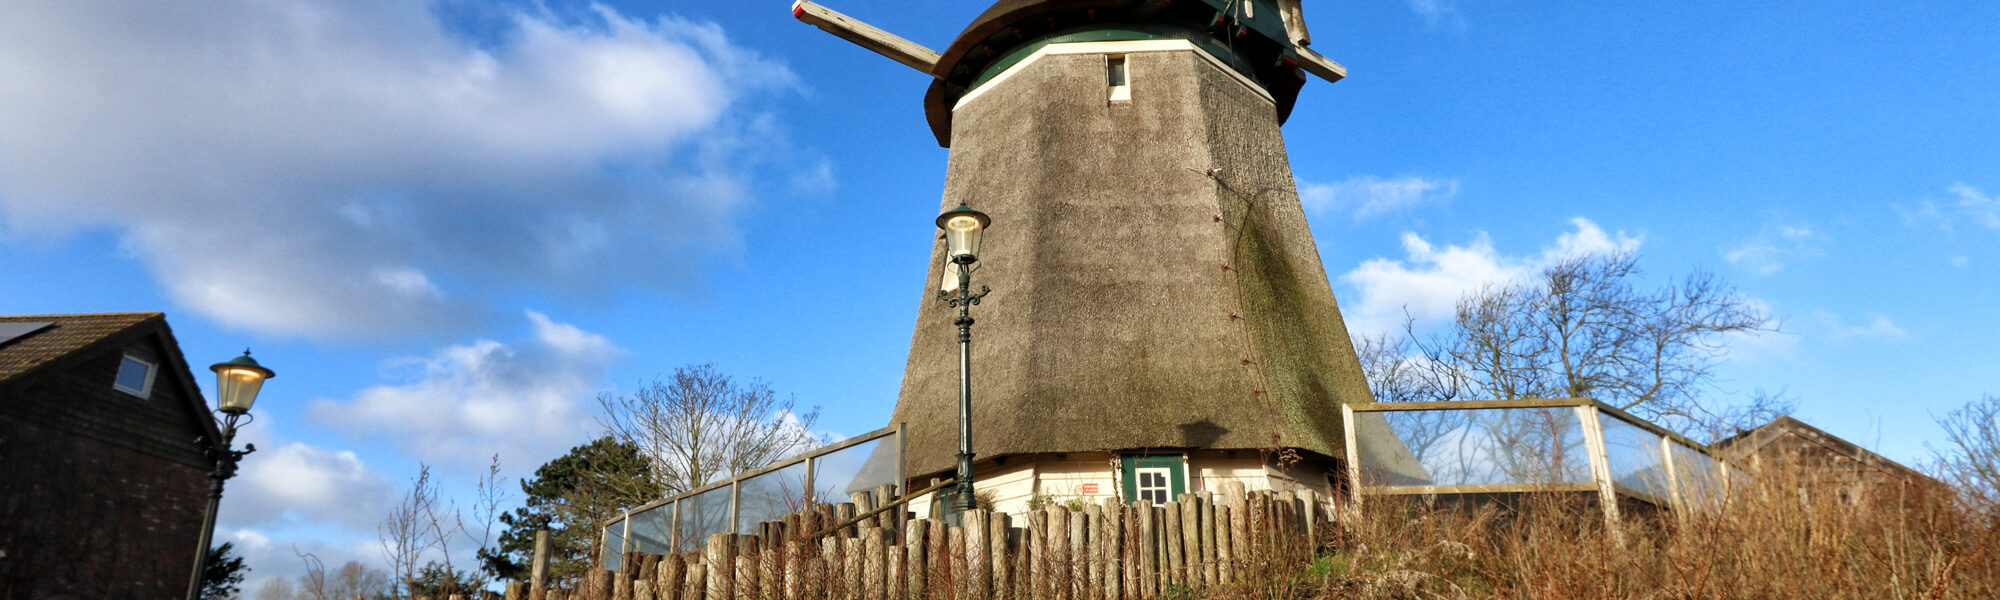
186 350 274 600
935 204 991 524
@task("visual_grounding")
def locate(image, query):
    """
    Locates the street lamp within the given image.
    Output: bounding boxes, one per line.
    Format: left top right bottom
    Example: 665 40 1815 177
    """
935 204 990 524
186 350 274 600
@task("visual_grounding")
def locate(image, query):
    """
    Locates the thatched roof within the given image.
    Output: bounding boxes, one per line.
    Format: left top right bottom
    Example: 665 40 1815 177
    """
890 48 1372 477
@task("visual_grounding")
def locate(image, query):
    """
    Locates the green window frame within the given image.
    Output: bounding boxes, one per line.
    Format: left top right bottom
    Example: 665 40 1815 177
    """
1120 455 1187 504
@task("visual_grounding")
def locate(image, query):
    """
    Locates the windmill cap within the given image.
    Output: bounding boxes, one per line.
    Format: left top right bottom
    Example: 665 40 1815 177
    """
923 0 1308 147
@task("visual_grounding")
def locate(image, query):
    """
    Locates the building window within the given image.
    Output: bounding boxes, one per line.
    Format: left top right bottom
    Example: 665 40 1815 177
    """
114 354 156 398
1120 454 1185 505
1107 55 1131 102
1135 468 1172 504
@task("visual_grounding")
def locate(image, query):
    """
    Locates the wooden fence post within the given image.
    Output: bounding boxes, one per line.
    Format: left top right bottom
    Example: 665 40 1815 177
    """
738 553 759 600
1046 505 1070 598
682 554 704 600
966 510 990 600
905 521 927 600
1029 509 1048 600
1100 498 1121 600
659 551 683 600
990 512 1012 600
705 534 734 600
783 541 803 600
1084 503 1102 600
1214 505 1232 586
844 534 863 600
862 529 885 600
1069 508 1087 600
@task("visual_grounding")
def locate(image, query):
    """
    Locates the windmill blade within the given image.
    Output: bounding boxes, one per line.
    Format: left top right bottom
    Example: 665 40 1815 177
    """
1295 46 1347 83
791 1 940 74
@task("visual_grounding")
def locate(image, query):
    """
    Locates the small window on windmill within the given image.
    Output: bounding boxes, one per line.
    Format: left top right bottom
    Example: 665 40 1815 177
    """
1107 55 1131 103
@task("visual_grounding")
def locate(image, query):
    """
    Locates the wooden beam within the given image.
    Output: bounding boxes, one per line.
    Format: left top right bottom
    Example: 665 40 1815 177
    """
1294 46 1347 83
791 1 940 74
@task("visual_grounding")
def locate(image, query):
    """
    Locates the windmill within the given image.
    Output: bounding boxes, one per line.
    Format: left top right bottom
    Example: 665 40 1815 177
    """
796 0 1387 512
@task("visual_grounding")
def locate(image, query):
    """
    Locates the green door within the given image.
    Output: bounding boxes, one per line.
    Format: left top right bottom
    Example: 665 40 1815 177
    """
1120 455 1187 505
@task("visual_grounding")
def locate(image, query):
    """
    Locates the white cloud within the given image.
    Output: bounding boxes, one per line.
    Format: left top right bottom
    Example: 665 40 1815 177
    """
1723 222 1823 275
307 310 620 466
1409 0 1468 31
1339 218 1642 336
225 526 387 599
228 442 400 530
1899 182 1999 234
0 1 808 339
1718 296 1797 364
1806 309 1909 342
1949 183 2000 229
1299 175 1457 221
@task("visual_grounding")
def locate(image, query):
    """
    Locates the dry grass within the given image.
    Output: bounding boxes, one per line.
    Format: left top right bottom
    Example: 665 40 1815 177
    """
1212 470 1999 600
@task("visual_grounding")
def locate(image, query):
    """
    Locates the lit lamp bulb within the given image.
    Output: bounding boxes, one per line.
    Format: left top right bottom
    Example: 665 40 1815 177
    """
935 204 991 292
210 351 275 416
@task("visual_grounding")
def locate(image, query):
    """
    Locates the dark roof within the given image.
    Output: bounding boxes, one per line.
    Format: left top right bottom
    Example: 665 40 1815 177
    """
1713 415 1934 483
922 0 1308 147
0 312 222 442
0 313 162 383
931 0 1124 79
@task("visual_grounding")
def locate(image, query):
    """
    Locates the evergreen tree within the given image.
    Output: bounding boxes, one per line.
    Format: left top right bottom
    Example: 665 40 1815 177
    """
479 436 660 589
200 542 248 600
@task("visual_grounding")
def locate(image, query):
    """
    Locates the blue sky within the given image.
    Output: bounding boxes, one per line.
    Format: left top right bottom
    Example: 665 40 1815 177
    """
2 0 1995 590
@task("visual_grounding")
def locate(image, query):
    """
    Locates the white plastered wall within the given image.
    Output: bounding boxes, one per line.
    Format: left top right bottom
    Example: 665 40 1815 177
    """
904 451 1345 519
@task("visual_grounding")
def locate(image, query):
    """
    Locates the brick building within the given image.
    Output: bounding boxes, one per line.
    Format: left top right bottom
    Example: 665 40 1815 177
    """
0 313 221 599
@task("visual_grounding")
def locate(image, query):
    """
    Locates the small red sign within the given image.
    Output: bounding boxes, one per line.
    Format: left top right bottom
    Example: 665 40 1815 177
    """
1080 483 1099 494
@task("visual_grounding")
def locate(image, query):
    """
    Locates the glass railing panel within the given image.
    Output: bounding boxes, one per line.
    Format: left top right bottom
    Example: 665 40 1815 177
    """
810 437 898 503
1600 414 1672 502
600 517 627 571
627 501 675 555
1669 441 1726 511
736 461 811 535
675 486 734 552
1356 407 1590 488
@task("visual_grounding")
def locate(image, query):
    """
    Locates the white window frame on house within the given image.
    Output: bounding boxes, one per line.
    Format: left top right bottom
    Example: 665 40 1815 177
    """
113 354 157 398
1134 467 1173 505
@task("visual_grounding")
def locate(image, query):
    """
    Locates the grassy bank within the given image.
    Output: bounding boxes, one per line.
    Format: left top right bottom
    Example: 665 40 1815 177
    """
1218 472 1998 599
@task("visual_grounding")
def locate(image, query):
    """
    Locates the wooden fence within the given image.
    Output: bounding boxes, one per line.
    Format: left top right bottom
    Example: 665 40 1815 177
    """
507 481 1332 600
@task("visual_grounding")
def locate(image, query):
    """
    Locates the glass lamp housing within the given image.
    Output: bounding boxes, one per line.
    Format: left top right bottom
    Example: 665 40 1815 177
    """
210 352 275 415
936 204 991 262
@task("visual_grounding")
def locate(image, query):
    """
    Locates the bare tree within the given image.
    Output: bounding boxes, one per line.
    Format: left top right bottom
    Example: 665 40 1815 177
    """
1376 251 1783 438
329 561 392 600
597 364 824 495
379 465 447 599
1934 395 2000 511
293 549 329 600
462 454 507 586
254 577 297 600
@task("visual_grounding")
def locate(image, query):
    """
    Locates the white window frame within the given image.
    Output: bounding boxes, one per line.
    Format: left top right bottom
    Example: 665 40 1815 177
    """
1107 54 1131 103
1134 467 1173 505
113 354 157 398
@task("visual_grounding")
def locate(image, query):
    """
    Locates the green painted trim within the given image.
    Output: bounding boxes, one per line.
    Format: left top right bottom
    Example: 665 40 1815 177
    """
966 25 1260 92
1119 454 1187 503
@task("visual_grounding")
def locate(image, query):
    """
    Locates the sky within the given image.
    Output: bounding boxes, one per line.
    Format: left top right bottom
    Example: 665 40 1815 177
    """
2 0 1996 593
